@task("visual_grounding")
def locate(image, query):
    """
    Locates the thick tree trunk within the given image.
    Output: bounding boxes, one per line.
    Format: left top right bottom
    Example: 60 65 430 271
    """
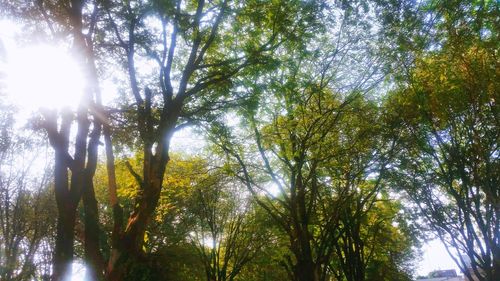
106 113 177 280
289 180 320 281
290 226 320 281
106 180 163 281
294 258 319 281
53 204 76 281
492 261 500 281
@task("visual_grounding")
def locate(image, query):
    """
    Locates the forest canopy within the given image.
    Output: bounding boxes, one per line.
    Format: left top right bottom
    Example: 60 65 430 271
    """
0 0 498 281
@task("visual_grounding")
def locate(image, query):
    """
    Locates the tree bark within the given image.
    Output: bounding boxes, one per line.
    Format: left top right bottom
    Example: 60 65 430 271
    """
48 110 79 281
289 224 320 281
83 173 105 281
294 257 319 281
53 205 76 281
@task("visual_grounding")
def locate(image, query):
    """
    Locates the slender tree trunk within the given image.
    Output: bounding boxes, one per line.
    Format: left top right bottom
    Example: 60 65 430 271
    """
83 175 105 280
80 41 105 280
103 118 125 281
493 256 500 281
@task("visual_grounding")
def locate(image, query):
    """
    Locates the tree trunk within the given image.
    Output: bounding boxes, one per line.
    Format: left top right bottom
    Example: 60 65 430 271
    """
53 204 76 281
492 251 500 281
81 60 105 280
106 180 163 281
290 227 320 281
105 113 177 280
51 128 77 281
50 0 92 279
83 176 105 281
294 258 319 281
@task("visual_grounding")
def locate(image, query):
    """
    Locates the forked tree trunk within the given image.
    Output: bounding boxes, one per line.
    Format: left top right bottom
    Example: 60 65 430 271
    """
47 110 79 281
106 156 171 281
49 112 92 281
48 1 103 279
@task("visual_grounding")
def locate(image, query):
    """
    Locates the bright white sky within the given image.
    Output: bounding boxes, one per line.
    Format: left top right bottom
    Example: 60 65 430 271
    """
0 20 84 113
0 20 462 279
419 240 461 276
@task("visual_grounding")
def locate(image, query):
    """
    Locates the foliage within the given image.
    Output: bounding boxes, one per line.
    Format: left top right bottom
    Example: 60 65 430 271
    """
93 153 270 281
385 40 499 281
331 187 416 281
2 1 494 281
211 35 415 280
0 101 57 281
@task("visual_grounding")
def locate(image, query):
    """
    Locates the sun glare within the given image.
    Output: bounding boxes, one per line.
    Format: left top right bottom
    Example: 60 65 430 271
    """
4 44 84 111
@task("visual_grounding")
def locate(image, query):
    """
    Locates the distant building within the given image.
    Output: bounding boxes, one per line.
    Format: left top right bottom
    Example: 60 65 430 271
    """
431 270 459 277
417 277 463 281
417 269 464 281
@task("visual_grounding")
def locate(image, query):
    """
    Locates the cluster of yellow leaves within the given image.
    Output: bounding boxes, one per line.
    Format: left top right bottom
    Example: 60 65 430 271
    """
156 155 211 221
93 153 214 224
259 87 380 167
398 45 498 128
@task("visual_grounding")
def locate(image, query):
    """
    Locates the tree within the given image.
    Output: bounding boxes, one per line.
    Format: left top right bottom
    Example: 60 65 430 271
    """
212 57 394 281
92 152 269 281
5 0 323 279
0 100 57 281
92 153 207 281
93 0 323 279
205 3 394 278
385 42 499 280
330 186 416 281
376 1 498 278
3 0 106 279
189 170 267 281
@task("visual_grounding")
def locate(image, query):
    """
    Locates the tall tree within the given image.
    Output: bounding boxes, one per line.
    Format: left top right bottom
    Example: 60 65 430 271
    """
379 1 499 280
5 0 323 279
385 42 499 280
208 4 391 277
94 0 322 279
3 0 105 279
212 65 392 281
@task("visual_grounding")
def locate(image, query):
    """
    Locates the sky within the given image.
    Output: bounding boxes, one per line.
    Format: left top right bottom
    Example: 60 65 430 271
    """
0 20 84 113
0 20 462 279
